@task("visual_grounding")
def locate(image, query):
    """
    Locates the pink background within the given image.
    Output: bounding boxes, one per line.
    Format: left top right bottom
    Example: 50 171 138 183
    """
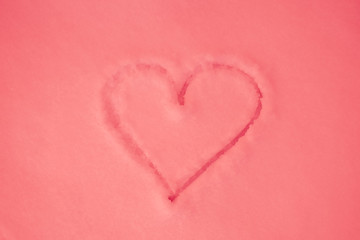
1 0 360 239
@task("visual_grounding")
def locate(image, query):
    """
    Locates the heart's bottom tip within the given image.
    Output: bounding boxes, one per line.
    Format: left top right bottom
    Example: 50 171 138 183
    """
168 194 177 202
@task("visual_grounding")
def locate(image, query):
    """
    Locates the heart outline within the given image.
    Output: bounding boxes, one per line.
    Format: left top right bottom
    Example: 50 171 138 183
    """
102 62 263 202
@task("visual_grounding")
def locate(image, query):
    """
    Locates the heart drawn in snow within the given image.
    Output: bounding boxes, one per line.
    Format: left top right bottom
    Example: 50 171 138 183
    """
103 62 263 201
